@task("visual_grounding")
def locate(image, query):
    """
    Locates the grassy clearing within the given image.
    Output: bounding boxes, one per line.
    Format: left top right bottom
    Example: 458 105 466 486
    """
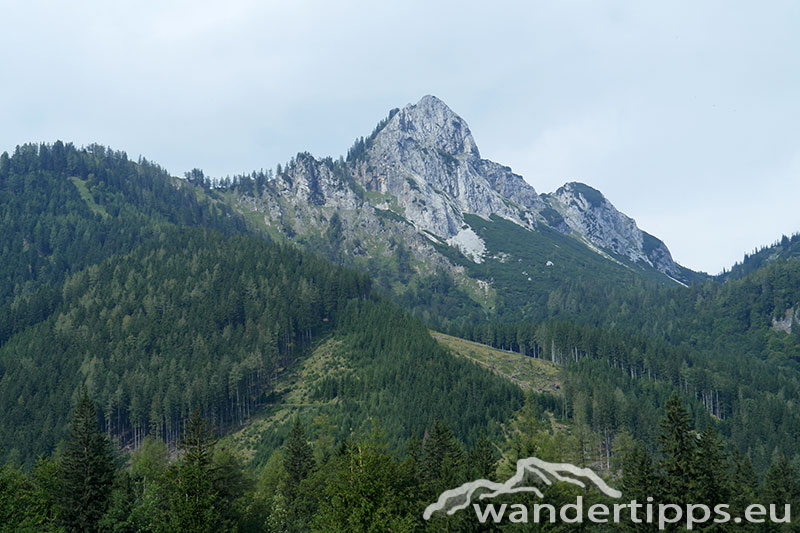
430 331 561 393
69 176 108 218
222 337 352 464
224 330 560 466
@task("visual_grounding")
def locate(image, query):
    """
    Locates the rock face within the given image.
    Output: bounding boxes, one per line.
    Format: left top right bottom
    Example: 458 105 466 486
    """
352 95 541 240
543 182 682 276
239 95 688 284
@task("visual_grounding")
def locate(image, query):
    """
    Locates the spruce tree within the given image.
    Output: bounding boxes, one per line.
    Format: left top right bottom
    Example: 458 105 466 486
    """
468 433 498 480
58 389 115 532
283 417 314 501
763 455 800 511
162 410 221 532
693 427 730 507
620 445 662 532
420 419 465 495
658 393 697 505
730 451 759 532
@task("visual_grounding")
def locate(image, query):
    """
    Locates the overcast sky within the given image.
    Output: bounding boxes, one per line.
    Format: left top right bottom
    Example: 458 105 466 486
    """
2 1 798 274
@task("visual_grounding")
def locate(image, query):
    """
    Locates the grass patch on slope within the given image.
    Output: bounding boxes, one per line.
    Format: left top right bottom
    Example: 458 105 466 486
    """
430 330 561 393
222 337 353 466
69 176 109 218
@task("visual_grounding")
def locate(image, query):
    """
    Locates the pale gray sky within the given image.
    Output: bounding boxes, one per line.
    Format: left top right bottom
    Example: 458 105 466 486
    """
2 0 798 274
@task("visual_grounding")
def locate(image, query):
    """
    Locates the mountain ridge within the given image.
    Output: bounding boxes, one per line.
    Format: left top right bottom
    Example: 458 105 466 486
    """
224 95 698 309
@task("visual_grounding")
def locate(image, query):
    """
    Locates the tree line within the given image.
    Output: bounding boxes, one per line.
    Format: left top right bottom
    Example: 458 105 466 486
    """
3 389 796 531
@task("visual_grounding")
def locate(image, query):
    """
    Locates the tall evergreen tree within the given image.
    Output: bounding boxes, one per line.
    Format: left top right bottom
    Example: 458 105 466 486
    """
58 388 115 532
762 455 800 526
283 417 314 501
161 410 222 532
468 432 498 480
420 419 465 496
621 445 661 532
312 435 416 532
693 427 730 507
730 451 759 533
658 393 697 505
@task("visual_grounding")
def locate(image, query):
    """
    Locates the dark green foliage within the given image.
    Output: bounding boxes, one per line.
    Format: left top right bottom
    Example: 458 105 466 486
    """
619 398 753 532
418 269 488 321
0 143 242 316
447 312 800 471
564 182 606 208
311 434 417 532
345 108 399 163
621 444 661 505
722 232 800 281
763 456 800 512
641 231 663 256
420 419 466 496
284 417 314 502
0 457 62 531
2 397 800 531
5 139 800 529
459 213 675 322
161 411 222 532
539 206 567 228
693 427 731 508
305 299 523 454
0 142 522 474
436 148 459 172
99 471 138 533
58 389 116 532
467 433 498 480
0 226 371 464
373 206 412 226
658 394 697 505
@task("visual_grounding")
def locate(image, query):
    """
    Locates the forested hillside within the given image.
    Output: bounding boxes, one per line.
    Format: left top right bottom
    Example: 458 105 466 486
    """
0 143 520 468
0 142 244 344
721 232 800 281
447 313 800 471
3 142 800 530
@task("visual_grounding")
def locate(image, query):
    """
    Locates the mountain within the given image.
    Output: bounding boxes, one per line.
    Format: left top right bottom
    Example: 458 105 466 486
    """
350 95 543 241
3 127 800 529
0 144 521 466
721 232 800 281
223 96 699 325
229 94 800 473
542 182 692 282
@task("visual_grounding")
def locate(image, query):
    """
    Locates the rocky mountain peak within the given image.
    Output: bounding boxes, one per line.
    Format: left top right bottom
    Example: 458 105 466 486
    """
554 182 608 209
544 181 682 278
254 95 689 283
377 95 481 158
352 95 539 243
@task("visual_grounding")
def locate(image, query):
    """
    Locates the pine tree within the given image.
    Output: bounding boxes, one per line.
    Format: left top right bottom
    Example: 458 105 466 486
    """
730 451 759 532
312 435 416 532
658 393 697 505
58 389 116 532
420 419 465 496
693 427 730 507
619 444 661 531
468 432 498 480
162 410 221 532
283 417 314 501
763 455 800 510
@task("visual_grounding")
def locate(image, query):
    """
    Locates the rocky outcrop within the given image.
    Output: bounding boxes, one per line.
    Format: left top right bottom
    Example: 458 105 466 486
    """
355 95 540 239
238 95 688 284
542 182 681 276
772 309 798 334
